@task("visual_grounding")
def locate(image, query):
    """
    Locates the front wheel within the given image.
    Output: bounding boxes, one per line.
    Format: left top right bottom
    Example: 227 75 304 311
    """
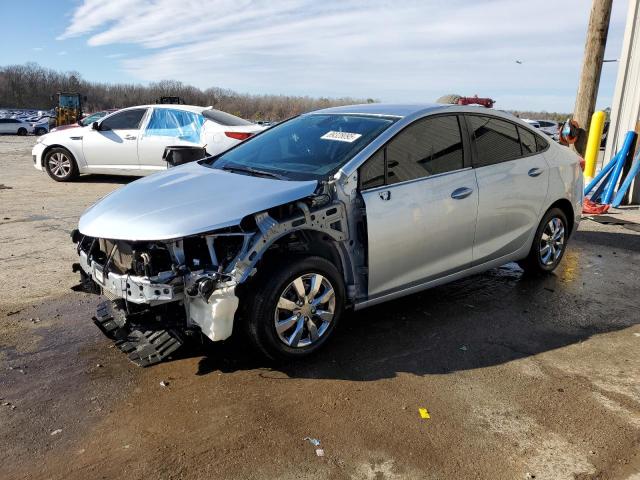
518 208 568 274
17 128 27 136
243 256 345 361
44 147 79 182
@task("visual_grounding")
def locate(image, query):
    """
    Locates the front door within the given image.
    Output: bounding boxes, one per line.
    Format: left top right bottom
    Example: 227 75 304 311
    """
81 108 148 172
360 114 479 298
465 115 550 264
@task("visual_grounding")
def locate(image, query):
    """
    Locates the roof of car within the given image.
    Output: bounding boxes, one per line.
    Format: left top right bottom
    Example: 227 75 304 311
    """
312 103 445 118
312 103 530 126
119 104 208 114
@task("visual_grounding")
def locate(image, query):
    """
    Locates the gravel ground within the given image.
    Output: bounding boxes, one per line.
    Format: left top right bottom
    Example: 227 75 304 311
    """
1 135 639 480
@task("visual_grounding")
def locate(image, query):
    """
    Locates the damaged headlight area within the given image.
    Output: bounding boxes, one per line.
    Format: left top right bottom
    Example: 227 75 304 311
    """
71 198 349 367
71 229 246 367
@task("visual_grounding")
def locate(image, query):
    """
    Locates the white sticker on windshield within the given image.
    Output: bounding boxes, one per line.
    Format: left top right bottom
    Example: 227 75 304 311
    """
321 131 362 143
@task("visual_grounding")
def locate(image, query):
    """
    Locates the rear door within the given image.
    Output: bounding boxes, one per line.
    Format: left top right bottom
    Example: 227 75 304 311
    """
466 115 549 264
360 114 479 298
138 108 206 171
81 108 148 171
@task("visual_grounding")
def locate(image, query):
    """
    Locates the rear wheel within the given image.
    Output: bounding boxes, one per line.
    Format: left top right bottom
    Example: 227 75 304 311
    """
44 147 79 182
243 256 345 361
518 208 568 274
17 127 27 136
34 127 47 136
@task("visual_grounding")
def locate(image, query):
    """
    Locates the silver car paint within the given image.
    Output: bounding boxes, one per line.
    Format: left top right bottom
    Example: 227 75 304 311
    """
362 168 479 298
472 153 549 264
74 103 583 344
78 161 318 241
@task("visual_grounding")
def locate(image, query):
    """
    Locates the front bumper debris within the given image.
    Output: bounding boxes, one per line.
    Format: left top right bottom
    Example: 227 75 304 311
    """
93 299 184 367
72 230 240 367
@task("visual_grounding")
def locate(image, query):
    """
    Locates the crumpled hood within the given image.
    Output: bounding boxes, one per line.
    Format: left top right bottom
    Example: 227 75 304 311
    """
79 162 318 241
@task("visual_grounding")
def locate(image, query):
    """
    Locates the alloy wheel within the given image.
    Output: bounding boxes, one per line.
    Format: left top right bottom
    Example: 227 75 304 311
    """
539 217 565 266
274 273 336 348
48 152 72 178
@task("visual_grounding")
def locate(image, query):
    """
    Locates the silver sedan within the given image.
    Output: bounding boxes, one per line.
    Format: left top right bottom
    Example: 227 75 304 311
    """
72 103 583 366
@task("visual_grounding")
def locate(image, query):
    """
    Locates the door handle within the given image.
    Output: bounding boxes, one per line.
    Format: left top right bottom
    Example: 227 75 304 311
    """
528 167 543 177
124 135 137 140
378 190 391 201
451 187 473 200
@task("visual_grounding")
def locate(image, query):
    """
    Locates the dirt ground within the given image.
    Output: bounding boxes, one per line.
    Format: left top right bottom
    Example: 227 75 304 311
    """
1 135 639 480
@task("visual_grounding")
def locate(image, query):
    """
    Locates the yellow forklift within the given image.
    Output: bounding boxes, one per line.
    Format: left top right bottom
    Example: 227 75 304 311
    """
53 92 86 127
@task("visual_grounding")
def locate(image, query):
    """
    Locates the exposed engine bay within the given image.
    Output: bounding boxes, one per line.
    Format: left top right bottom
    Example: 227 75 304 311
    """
72 183 362 367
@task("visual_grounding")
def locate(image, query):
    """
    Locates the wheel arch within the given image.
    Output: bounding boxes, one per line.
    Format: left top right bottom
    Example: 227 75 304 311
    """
546 198 575 236
256 228 350 281
41 144 78 169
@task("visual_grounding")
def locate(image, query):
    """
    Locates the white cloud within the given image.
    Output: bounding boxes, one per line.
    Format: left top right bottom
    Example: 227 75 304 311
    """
106 53 126 58
32 47 44 51
60 0 628 111
58 51 68 56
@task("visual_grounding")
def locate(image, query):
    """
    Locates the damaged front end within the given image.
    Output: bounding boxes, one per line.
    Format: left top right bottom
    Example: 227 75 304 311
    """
72 196 350 367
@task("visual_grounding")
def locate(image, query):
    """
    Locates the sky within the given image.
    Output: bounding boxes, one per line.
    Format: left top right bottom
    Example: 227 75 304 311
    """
0 0 631 112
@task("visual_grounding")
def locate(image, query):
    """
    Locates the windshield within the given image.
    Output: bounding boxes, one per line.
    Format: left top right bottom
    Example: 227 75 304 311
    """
207 114 395 180
80 111 108 126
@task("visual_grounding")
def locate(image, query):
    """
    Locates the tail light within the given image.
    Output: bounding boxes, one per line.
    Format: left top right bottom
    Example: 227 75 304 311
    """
579 157 585 171
225 131 253 141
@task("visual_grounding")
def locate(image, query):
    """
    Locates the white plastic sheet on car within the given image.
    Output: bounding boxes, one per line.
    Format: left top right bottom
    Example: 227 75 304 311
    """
144 108 205 143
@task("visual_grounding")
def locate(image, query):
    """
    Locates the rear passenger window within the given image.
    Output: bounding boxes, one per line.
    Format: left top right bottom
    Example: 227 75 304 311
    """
519 127 537 155
536 135 549 152
386 115 464 184
468 116 522 167
360 149 385 189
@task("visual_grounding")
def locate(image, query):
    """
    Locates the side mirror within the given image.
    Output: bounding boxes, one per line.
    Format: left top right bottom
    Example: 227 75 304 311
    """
92 122 99 130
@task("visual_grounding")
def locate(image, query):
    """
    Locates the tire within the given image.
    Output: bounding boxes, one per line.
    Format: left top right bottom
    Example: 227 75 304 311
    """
17 128 27 136
243 256 345 361
34 127 46 136
44 147 79 182
518 207 569 274
436 94 462 105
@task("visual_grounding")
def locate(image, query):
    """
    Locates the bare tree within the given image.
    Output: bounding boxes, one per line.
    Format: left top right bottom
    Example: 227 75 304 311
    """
0 63 370 120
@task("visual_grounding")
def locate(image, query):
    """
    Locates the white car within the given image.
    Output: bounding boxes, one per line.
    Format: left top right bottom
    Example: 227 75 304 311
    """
32 105 264 182
0 118 34 135
31 119 50 136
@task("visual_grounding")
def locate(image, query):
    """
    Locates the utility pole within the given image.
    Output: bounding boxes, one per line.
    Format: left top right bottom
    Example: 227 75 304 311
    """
574 0 613 155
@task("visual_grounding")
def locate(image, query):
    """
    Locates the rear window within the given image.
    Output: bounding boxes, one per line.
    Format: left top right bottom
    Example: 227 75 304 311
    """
203 109 253 126
468 116 522 167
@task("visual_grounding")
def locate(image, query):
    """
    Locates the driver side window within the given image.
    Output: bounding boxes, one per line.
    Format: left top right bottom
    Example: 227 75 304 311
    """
100 109 147 131
359 115 465 189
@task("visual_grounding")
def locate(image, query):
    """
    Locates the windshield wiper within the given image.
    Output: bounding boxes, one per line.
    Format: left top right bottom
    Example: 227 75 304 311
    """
221 164 286 180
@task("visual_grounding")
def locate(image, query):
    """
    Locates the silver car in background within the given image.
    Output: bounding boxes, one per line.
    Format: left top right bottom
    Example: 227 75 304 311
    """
72 103 583 366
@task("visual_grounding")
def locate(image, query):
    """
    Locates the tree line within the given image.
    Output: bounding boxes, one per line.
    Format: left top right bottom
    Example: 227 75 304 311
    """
0 63 372 120
1 63 571 122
